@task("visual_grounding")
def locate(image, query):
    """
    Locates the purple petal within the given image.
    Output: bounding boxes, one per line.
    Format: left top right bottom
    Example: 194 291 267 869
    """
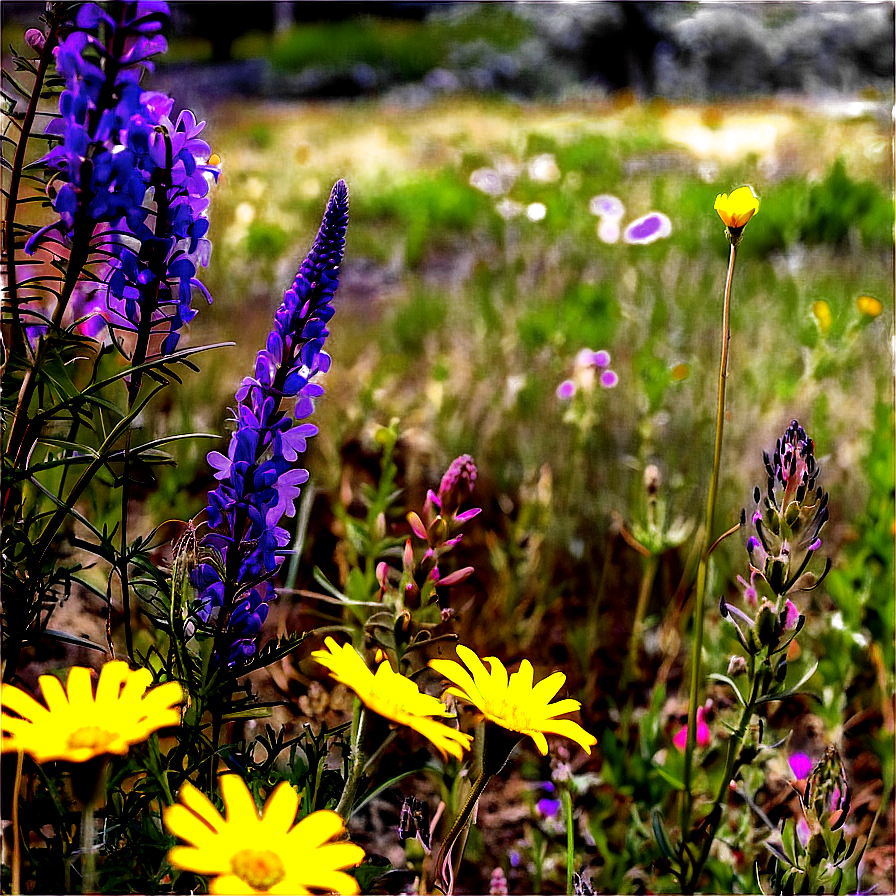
623 212 672 245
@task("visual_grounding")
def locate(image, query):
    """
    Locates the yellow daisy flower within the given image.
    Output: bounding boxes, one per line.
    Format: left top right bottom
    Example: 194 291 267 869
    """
164 776 365 895
857 294 882 317
311 637 472 761
0 661 183 763
714 185 760 230
429 645 597 756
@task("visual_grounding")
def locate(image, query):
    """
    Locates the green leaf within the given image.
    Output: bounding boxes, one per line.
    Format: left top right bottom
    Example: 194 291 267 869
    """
653 763 686 790
651 807 679 865
708 672 747 706
756 661 820 706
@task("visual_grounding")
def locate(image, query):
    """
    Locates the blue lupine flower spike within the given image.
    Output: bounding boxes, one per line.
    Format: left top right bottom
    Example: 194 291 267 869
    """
193 180 349 666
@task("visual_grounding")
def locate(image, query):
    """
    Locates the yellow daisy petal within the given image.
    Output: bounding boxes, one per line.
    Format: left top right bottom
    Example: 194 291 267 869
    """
261 781 300 833
0 662 181 763
429 645 596 758
165 782 364 894
313 640 470 760
714 185 759 232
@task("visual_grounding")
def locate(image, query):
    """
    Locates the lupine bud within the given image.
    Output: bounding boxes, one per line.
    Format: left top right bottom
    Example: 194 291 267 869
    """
24 28 46 52
755 602 777 647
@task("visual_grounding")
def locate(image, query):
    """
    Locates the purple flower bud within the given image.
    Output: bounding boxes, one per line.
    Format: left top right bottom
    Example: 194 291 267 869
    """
437 454 477 519
24 29 46 52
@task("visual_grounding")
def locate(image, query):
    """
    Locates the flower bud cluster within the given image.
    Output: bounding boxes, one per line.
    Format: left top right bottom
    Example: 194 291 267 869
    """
403 455 481 607
27 2 219 353
191 181 348 666
722 421 829 654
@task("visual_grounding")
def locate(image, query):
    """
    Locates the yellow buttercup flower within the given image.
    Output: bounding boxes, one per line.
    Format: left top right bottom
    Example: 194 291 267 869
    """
429 645 597 756
857 295 882 317
312 637 472 761
812 300 833 333
164 776 364 895
0 661 183 763
714 185 759 231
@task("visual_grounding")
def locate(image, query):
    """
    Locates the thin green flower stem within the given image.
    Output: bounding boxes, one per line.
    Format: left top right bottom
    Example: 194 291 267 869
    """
11 750 24 895
81 761 109 893
680 242 738 842
335 701 368 820
563 785 575 896
623 552 660 687
4 18 61 354
684 651 761 893
434 768 493 895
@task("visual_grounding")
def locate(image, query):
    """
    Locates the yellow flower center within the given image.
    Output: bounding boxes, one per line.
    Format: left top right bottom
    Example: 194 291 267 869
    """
230 848 286 892
66 726 117 752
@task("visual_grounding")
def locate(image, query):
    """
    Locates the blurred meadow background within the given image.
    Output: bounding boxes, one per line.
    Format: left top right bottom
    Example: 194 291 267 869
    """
2 1 894 892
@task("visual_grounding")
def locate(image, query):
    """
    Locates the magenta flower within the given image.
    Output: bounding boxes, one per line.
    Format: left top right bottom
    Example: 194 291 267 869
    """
673 707 711 751
789 751 813 780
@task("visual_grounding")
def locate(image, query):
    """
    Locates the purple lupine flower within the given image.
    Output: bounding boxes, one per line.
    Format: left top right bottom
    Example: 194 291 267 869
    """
27 2 219 355
192 181 349 666
623 212 672 245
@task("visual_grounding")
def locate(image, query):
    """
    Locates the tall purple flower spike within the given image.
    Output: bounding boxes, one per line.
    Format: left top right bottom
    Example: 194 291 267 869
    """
27 2 219 354
192 180 349 666
721 420 830 648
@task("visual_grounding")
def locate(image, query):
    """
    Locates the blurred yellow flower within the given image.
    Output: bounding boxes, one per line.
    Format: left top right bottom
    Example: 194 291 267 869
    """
812 300 833 333
164 776 364 895
714 185 759 230
429 645 597 756
857 295 882 317
312 638 472 761
0 661 182 763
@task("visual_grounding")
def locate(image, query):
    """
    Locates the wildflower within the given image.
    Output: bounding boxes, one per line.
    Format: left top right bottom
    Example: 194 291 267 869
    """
526 202 547 222
557 348 618 398
0 661 182 763
192 181 348 666
714 186 759 228
429 644 597 756
28 1 220 354
789 751 814 780
714 185 759 243
803 745 851 831
164 775 365 895
856 295 882 317
590 195 625 243
312 638 472 761
623 211 672 245
812 300 833 333
527 153 560 183
673 706 711 751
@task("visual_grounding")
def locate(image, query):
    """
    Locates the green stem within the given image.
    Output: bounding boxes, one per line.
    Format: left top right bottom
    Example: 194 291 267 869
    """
623 552 660 686
563 785 575 896
434 723 521 894
11 750 24 895
684 652 761 892
680 242 738 842
335 702 368 820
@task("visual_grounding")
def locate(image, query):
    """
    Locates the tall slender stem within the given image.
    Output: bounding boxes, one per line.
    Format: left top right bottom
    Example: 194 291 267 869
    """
563 785 575 896
335 702 368 820
11 750 24 895
679 243 738 842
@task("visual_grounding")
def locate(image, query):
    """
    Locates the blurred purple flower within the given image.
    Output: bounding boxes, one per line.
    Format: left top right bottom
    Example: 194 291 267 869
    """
789 751 813 780
536 797 562 818
673 706 711 751
589 194 625 219
623 212 672 245
557 379 576 400
470 167 505 196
